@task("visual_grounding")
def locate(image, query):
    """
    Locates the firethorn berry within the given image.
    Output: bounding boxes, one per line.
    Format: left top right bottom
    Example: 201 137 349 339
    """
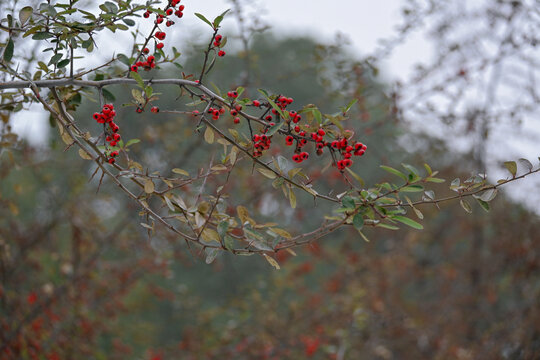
299 131 306 137
292 154 301 163
230 109 238 116
93 113 100 121
219 107 226 114
156 42 164 49
130 65 138 72
285 135 294 146
110 151 119 157
151 106 159 113
294 126 300 132
108 158 115 164
218 50 226 57
155 17 163 24
269 122 275 126
318 128 325 136
143 11 150 18
215 34 223 42
106 135 112 142
331 140 339 149
143 47 149 54
113 133 121 141
155 31 166 41
235 104 242 111
300 151 309 160
192 110 200 115
175 10 183 18
147 55 155 63
136 107 143 113
166 8 173 15
265 115 273 121
110 141 117 146
252 100 261 107
233 117 240 124
166 20 174 27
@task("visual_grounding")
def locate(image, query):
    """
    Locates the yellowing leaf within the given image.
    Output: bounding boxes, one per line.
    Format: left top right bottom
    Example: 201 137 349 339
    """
288 186 296 209
270 227 292 239
144 179 155 194
172 168 190 177
263 254 281 270
257 167 277 179
211 164 228 171
78 148 92 160
237 205 249 224
204 126 214 144
201 228 221 245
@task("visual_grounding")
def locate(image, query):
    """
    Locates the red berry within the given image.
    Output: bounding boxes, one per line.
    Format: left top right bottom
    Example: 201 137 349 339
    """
265 115 273 121
156 42 164 49
179 5 185 11
300 151 309 160
130 65 138 72
318 128 325 136
166 8 173 16
113 133 121 141
147 55 155 63
252 100 261 107
155 18 163 24
292 154 301 163
294 126 300 132
175 10 183 18
143 47 149 54
151 106 159 113
143 11 150 18
111 151 119 157
110 141 117 146
218 50 226 57
108 158 116 164
233 117 240 124
93 113 100 121
192 110 200 115
285 136 294 146
230 109 238 116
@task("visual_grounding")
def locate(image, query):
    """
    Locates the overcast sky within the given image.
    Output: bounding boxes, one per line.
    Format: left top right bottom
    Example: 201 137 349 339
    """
10 0 539 212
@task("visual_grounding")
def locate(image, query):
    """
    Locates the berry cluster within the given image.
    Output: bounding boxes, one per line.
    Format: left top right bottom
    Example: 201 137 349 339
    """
141 0 185 56
253 134 271 157
131 55 155 73
260 94 367 170
207 106 226 121
92 104 121 164
214 34 226 57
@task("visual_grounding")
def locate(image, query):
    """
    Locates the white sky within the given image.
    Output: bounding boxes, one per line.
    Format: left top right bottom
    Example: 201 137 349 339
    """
9 0 539 213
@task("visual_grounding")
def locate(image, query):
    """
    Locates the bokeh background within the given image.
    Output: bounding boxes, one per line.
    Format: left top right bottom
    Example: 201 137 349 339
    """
1 0 539 359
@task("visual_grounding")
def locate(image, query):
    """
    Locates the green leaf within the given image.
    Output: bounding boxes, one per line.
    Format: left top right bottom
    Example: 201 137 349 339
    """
475 198 490 212
194 13 214 28
342 196 355 209
377 223 399 230
401 163 419 176
213 9 230 28
343 98 358 113
392 215 423 230
117 53 130 67
217 221 229 238
48 53 62 65
423 163 433 175
19 6 33 26
400 185 424 192
352 214 364 230
345 167 365 187
57 59 70 68
503 161 517 177
266 121 285 136
102 88 116 102
425 177 445 183
380 165 407 182
32 32 54 40
123 18 135 26
131 71 144 89
3 38 14 62
257 167 277 179
125 138 140 147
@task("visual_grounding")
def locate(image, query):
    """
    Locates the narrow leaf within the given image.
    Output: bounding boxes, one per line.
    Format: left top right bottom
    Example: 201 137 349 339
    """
392 215 423 230
380 165 407 182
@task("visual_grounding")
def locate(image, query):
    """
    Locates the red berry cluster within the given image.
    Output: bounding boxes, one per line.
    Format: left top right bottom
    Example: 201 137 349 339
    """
141 0 185 53
331 139 367 170
253 134 271 157
92 104 121 164
214 34 226 57
131 55 156 73
207 106 226 121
